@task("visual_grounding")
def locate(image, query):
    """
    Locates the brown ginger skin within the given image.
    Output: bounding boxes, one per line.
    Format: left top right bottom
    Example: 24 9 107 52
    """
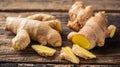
27 13 62 32
68 12 116 50
27 13 56 21
12 29 30 50
67 1 93 31
5 17 62 50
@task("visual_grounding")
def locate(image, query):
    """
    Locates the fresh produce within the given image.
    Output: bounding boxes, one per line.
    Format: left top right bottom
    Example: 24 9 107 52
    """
27 13 62 32
67 1 93 31
68 12 116 50
72 44 96 59
59 47 80 64
5 14 62 50
32 45 56 57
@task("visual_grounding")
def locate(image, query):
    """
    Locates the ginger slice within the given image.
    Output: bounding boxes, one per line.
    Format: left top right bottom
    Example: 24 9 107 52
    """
60 47 80 64
72 44 96 59
32 45 56 57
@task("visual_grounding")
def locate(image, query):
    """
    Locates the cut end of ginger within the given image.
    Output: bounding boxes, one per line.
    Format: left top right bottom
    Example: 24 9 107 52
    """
72 34 91 49
32 45 56 57
56 20 62 32
60 47 80 64
109 25 116 38
72 44 96 59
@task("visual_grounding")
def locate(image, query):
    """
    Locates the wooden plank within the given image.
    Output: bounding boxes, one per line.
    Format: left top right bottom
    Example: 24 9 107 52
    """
0 12 120 64
0 0 120 12
0 63 120 67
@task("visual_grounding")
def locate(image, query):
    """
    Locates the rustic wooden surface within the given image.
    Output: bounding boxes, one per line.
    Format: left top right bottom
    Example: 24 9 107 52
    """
0 0 120 67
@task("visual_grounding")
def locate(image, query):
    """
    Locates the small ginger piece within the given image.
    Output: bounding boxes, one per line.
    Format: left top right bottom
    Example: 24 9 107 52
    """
5 16 62 50
72 44 96 59
32 45 56 57
27 13 56 21
59 47 80 64
67 1 93 31
108 25 116 38
27 13 62 32
12 29 30 50
68 12 116 50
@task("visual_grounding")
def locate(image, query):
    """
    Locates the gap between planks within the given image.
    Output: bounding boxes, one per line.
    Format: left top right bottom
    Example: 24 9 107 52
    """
0 9 120 13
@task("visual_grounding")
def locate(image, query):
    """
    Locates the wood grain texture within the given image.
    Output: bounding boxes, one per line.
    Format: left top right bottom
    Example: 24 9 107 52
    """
1 63 119 67
0 0 120 12
0 12 120 64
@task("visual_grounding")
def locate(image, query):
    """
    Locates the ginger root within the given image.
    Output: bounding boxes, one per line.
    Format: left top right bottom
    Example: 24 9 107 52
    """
59 47 80 64
5 14 62 50
32 45 56 57
12 29 30 50
27 13 56 21
27 13 62 32
72 44 96 59
67 1 93 31
68 12 116 50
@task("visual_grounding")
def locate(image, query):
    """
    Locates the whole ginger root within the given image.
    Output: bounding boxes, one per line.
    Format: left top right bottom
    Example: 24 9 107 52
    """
68 12 116 50
5 14 62 50
67 1 93 31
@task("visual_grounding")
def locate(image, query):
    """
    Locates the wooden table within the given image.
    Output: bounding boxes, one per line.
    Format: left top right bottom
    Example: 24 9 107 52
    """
0 0 120 67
